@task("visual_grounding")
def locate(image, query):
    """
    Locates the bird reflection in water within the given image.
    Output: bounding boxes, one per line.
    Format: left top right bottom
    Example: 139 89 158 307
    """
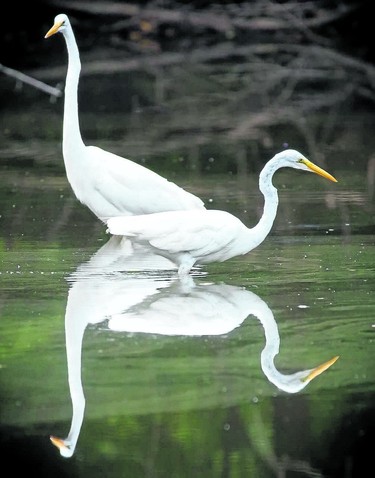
50 236 339 458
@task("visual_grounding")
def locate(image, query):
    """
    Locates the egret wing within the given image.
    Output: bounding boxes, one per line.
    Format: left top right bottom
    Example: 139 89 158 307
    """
108 210 245 258
90 147 204 215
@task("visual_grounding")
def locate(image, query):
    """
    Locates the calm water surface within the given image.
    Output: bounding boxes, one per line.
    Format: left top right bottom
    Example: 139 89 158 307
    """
0 142 374 477
1 6 374 473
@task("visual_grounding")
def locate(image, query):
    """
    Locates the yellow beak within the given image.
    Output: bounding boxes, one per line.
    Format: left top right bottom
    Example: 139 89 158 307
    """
301 159 338 182
302 355 339 382
50 435 66 450
45 21 64 39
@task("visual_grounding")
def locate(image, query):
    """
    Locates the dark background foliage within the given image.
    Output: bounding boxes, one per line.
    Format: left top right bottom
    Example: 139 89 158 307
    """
2 0 374 70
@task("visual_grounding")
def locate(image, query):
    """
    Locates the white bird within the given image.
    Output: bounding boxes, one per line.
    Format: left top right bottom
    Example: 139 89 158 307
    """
44 14 205 223
50 239 338 457
107 149 337 275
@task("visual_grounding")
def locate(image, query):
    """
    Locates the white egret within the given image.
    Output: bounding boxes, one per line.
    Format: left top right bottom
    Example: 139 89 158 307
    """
44 14 205 223
50 238 338 457
107 149 337 275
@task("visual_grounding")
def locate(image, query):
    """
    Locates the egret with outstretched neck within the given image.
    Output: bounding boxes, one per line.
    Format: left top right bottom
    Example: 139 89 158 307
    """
44 14 204 223
107 149 337 275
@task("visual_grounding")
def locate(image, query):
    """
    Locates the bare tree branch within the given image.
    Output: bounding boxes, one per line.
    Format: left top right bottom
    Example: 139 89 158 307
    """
0 63 62 99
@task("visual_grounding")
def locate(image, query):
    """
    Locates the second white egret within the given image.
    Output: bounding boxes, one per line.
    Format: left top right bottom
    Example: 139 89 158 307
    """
107 149 337 275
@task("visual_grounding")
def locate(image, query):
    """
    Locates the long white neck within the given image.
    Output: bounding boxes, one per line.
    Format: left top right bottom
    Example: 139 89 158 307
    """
247 159 279 249
246 293 280 378
62 286 87 456
61 25 85 156
254 292 321 393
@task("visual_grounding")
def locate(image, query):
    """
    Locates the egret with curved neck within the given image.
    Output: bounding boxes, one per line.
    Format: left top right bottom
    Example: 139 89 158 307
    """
44 14 205 223
107 149 337 275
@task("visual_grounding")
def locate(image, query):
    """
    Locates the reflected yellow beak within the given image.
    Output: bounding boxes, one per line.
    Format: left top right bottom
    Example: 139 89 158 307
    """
45 21 64 38
50 435 66 450
302 355 339 382
301 159 337 182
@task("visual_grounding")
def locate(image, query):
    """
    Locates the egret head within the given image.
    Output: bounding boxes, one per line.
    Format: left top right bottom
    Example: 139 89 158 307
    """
50 435 74 458
45 14 70 38
274 149 337 182
264 355 340 394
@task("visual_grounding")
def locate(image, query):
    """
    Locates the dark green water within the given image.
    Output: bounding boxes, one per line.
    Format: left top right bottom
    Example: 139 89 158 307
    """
1 149 374 477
